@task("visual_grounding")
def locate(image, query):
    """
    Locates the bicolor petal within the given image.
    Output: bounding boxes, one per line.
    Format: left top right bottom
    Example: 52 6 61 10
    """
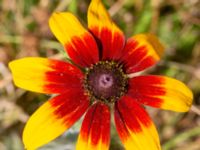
121 34 164 73
88 0 125 60
49 12 99 67
23 89 89 150
9 57 83 94
76 102 110 150
114 96 161 150
128 75 193 112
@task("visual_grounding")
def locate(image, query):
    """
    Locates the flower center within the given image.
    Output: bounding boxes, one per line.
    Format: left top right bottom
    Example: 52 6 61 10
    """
84 61 128 103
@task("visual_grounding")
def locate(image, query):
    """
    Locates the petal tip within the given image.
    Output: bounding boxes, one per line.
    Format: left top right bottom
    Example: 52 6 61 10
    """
146 33 165 57
8 59 19 72
133 33 165 59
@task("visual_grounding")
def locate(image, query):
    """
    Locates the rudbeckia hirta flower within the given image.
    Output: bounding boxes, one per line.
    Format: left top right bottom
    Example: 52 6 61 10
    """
9 0 193 150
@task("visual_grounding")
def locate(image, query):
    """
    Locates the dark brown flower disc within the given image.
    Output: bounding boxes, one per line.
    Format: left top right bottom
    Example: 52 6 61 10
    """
84 61 128 103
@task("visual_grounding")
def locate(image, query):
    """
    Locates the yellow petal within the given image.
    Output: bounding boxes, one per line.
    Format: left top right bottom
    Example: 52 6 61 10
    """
88 0 114 29
23 90 89 150
121 34 165 73
87 0 125 60
129 75 193 112
76 102 110 150
49 12 99 67
49 12 87 45
133 34 164 58
9 57 83 94
115 96 161 150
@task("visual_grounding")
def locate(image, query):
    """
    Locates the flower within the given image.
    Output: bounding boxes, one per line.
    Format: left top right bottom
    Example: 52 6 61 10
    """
9 0 193 150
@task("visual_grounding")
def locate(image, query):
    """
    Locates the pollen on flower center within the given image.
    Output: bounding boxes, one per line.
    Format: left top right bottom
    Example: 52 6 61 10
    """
84 61 128 103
